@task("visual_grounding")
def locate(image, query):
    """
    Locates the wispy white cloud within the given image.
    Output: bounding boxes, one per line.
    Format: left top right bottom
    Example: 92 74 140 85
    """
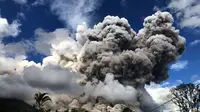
17 12 26 20
0 16 21 39
191 74 198 81
12 0 27 5
176 80 183 84
50 0 103 30
168 0 196 11
32 0 46 6
120 0 126 8
170 60 188 71
153 6 161 11
167 0 200 28
190 40 200 46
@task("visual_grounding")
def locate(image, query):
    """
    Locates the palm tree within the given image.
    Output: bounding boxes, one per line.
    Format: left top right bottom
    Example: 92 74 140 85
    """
33 92 52 112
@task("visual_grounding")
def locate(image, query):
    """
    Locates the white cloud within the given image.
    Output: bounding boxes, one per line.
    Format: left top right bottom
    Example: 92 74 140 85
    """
17 12 26 20
0 34 83 102
153 6 161 11
170 60 188 71
176 80 183 84
13 0 27 5
0 55 25 75
0 17 21 39
167 0 200 28
0 64 83 102
145 83 178 111
191 75 198 81
32 0 46 6
23 64 83 93
181 17 200 28
194 80 200 84
0 41 33 75
34 28 76 55
120 0 126 8
0 74 37 101
50 0 103 29
0 18 32 76
190 40 200 46
3 41 31 56
168 0 196 11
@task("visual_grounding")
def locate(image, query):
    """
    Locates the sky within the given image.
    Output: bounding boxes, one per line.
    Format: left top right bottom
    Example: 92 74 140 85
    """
0 0 200 111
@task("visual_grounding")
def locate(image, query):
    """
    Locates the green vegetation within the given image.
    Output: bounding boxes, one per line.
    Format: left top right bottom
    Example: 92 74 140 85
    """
169 83 200 112
33 92 52 112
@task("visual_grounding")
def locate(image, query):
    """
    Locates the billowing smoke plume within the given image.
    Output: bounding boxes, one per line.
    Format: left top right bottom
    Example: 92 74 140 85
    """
43 11 185 111
58 11 185 86
0 11 186 112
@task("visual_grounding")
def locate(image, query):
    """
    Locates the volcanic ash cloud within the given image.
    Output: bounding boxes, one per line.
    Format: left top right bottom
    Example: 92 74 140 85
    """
58 11 185 86
48 11 186 111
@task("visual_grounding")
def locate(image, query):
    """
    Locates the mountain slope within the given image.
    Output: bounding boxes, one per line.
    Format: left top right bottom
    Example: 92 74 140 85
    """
0 98 35 112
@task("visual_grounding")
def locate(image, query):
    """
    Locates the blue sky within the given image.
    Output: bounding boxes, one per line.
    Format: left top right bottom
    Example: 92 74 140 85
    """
0 0 200 84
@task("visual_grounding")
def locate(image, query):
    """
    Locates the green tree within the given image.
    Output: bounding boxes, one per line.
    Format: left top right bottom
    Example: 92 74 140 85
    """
169 83 200 112
33 92 52 112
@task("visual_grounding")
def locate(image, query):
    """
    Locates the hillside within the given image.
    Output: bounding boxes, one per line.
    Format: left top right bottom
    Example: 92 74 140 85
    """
0 98 35 112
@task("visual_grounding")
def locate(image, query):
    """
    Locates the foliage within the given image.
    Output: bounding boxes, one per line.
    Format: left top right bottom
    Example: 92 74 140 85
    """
169 83 200 112
33 92 52 112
